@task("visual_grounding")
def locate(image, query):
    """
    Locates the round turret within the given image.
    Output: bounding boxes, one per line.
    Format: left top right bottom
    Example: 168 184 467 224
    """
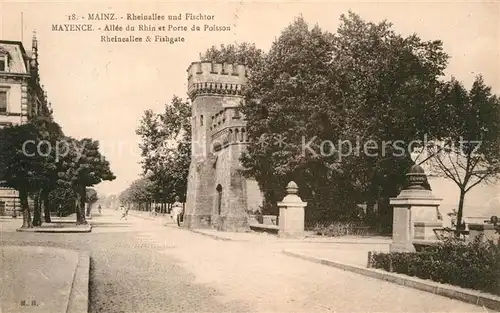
186 61 247 101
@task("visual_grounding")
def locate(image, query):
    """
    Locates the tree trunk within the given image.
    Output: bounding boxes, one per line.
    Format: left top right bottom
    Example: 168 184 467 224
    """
19 189 33 228
32 191 42 226
365 199 376 224
456 189 466 230
76 185 87 225
42 190 51 223
75 198 82 221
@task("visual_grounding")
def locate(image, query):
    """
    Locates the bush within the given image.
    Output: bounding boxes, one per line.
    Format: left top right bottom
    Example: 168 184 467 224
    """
308 221 372 237
369 236 500 296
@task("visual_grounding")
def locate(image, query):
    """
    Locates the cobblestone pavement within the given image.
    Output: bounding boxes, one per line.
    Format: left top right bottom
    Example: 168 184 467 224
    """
0 211 489 313
0 213 248 313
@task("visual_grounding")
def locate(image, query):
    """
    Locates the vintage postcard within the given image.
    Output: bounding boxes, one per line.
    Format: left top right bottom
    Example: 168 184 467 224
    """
0 1 499 312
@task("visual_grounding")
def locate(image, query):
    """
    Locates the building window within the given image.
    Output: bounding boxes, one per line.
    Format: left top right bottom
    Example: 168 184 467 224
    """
200 115 204 126
0 91 7 113
0 57 5 71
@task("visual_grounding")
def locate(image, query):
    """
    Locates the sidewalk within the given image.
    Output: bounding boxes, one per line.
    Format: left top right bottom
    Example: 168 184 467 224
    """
180 227 500 311
0 245 90 313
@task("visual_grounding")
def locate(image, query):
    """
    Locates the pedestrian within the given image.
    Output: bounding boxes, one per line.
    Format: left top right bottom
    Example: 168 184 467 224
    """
120 205 129 220
98 204 102 214
171 196 183 226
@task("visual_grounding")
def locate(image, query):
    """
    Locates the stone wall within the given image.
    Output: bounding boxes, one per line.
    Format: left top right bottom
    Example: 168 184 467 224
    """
184 61 263 231
212 144 249 231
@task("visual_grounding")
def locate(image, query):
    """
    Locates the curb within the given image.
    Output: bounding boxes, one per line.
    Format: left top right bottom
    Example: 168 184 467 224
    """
187 228 240 241
16 225 92 233
66 251 90 313
282 250 500 312
179 228 391 245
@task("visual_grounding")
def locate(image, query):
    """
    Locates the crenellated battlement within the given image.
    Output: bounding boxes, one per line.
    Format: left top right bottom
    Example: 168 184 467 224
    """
211 125 249 152
209 106 245 133
209 107 249 151
187 61 247 100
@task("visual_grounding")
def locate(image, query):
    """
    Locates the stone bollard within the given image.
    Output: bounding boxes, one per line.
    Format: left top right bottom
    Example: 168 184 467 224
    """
278 181 307 239
467 222 498 243
390 164 443 252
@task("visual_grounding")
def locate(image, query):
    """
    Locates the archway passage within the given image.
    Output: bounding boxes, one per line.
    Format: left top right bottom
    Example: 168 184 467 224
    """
216 184 222 216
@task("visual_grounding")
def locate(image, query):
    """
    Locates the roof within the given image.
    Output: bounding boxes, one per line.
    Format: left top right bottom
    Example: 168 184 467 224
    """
0 40 29 74
0 40 27 56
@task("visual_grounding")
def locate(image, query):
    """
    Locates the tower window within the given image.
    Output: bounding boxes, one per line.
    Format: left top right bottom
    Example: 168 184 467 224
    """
200 115 204 126
233 109 241 119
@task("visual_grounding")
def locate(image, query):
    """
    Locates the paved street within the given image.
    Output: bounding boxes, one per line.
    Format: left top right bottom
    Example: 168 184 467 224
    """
0 210 489 313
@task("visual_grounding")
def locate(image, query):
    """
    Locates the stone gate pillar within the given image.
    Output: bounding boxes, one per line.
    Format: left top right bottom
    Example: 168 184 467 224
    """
390 164 443 252
278 181 307 239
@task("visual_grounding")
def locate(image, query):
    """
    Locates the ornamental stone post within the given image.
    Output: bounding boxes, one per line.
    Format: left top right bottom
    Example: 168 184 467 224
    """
468 216 499 243
278 181 307 239
390 164 443 252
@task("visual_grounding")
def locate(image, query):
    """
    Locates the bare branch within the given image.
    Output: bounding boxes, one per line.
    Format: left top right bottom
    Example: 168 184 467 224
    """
434 154 462 186
447 152 463 184
465 172 490 192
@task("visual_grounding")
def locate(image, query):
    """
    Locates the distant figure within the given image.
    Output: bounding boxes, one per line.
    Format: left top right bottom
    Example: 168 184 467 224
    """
448 209 458 228
120 205 129 220
98 205 102 214
171 196 183 226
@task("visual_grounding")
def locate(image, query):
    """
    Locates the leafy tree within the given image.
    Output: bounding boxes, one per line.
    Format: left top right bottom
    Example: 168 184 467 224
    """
200 42 266 72
425 76 500 229
136 96 191 203
240 13 449 230
48 183 76 216
136 109 163 175
327 11 448 228
58 137 115 224
119 177 154 209
0 123 47 228
85 187 99 216
29 118 65 225
240 17 338 216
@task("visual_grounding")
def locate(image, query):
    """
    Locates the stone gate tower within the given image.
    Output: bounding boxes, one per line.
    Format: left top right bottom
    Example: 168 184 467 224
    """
183 61 262 232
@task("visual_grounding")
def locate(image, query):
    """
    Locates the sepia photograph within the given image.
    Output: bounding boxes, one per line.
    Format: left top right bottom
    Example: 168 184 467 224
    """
0 1 499 312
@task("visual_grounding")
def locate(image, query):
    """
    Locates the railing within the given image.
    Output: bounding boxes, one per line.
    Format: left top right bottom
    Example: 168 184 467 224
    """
433 227 469 240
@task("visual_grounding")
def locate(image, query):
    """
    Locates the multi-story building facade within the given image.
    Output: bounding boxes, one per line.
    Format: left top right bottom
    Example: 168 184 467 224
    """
0 33 53 216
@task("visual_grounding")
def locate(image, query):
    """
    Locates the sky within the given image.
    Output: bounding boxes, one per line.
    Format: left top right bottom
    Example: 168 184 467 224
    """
0 0 499 199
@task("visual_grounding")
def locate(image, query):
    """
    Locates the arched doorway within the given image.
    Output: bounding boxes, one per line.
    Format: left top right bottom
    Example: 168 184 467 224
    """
216 184 222 215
